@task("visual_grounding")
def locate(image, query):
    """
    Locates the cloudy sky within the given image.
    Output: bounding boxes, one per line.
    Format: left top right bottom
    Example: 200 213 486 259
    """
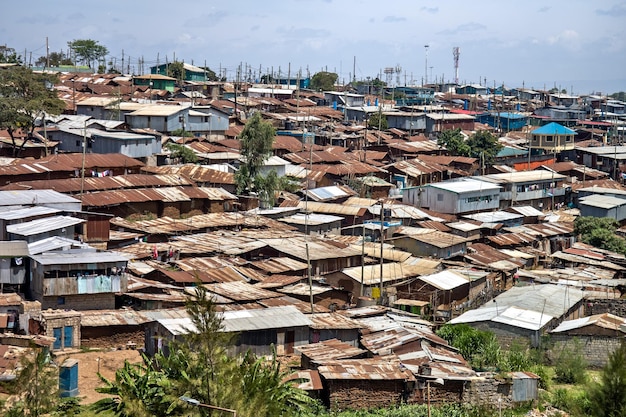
3 0 626 94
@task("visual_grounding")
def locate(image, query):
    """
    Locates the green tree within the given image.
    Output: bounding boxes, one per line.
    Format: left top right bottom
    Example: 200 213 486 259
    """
437 128 470 156
610 91 626 102
167 61 185 83
466 130 503 165
7 347 59 416
67 39 108 69
35 51 73 68
436 324 500 370
589 341 626 417
166 143 197 164
368 111 388 130
0 66 65 157
310 71 338 91
574 216 626 254
0 45 22 64
235 112 276 196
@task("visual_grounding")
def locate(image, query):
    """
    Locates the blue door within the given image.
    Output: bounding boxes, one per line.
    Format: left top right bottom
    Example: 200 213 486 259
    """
64 326 74 348
53 328 62 350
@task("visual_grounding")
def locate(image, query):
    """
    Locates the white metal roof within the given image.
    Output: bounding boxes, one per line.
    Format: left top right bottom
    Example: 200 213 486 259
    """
492 306 554 331
0 206 61 220
278 213 343 226
0 190 81 208
579 194 626 209
477 171 566 184
30 250 128 265
463 211 523 223
28 236 90 255
418 270 469 290
427 178 501 194
6 216 85 237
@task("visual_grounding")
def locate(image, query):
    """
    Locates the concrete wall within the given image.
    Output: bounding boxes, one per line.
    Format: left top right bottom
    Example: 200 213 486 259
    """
43 314 81 351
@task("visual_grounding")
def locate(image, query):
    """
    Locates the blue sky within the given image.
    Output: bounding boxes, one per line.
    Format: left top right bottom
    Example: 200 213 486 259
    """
3 0 626 94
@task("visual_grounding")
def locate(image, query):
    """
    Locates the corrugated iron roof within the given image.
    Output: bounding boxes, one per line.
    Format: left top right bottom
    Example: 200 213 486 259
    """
308 314 363 330
141 164 235 185
6 215 85 237
278 283 332 297
249 257 308 274
257 295 329 313
551 313 626 333
296 339 366 362
317 358 415 381
341 260 440 286
283 370 323 391
203 281 282 302
486 232 537 246
418 270 469 290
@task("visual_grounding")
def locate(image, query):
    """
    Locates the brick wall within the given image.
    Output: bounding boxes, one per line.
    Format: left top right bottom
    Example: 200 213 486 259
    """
42 293 115 311
463 377 513 409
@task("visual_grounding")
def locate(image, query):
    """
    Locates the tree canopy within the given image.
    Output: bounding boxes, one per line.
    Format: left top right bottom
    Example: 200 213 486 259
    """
0 45 21 64
437 129 502 166
574 216 626 254
235 112 277 203
368 111 388 130
95 285 317 417
0 66 65 157
35 51 73 67
67 39 108 69
166 61 185 83
310 71 338 91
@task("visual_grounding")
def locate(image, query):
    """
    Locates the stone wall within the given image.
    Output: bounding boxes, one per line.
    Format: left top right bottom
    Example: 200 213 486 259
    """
549 335 624 368
586 299 626 317
463 377 513 409
43 314 82 350
326 380 405 411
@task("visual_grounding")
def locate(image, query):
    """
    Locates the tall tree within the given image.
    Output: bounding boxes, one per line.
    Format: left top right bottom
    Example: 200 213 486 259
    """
67 39 108 69
6 347 59 416
310 71 338 91
235 112 276 198
0 66 65 157
95 284 317 417
167 61 185 84
437 128 470 156
0 45 22 64
368 111 388 130
35 51 73 67
466 130 503 165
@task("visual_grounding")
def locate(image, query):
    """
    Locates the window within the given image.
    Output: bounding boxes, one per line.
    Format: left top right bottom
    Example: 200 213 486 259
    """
565 135 572 142
437 193 444 202
57 296 65 305
546 135 554 142
76 140 80 147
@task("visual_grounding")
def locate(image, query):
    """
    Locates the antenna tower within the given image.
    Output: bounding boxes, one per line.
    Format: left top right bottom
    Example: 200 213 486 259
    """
453 47 460 84
384 67 394 86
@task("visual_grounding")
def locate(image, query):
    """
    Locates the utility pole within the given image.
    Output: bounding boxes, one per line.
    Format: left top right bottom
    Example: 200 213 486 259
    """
46 36 49 68
424 44 429 85
379 200 385 304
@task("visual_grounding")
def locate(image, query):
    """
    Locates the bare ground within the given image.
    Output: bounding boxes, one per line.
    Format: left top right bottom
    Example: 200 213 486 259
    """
55 348 143 405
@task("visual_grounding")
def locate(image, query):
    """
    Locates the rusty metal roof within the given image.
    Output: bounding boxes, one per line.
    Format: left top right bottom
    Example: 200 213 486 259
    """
278 282 332 297
257 295 329 313
283 369 324 391
341 259 440 286
317 358 415 381
141 164 235 185
254 275 305 289
296 339 366 362
203 281 282 302
0 153 143 176
174 257 249 283
261 236 363 261
308 313 363 330
398 229 470 249
249 257 308 274
486 233 537 247
1 174 192 193
360 326 448 356
81 186 236 208
290 200 367 216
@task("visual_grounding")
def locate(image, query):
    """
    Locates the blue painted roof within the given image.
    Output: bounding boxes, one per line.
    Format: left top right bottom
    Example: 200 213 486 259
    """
497 146 528 158
498 112 526 119
531 122 576 135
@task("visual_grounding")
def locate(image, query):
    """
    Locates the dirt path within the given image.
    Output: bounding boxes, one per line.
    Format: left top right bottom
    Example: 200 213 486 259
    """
55 348 143 404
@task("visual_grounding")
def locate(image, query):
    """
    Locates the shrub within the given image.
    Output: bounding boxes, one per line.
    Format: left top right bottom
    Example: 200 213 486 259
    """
554 339 587 384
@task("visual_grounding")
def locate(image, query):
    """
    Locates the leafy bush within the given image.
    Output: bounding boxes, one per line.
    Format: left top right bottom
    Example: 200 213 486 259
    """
437 324 500 370
554 340 587 384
